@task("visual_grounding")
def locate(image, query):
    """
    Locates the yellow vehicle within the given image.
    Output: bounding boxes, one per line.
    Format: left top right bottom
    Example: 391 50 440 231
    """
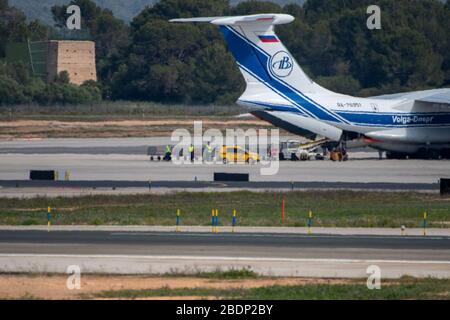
220 145 260 164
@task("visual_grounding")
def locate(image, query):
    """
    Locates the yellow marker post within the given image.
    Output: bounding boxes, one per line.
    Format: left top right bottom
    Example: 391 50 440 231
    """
47 206 51 232
423 212 427 236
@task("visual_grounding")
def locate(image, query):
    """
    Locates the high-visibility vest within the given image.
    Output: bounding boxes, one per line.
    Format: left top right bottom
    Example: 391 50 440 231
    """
205 145 212 153
188 145 194 152
166 145 172 153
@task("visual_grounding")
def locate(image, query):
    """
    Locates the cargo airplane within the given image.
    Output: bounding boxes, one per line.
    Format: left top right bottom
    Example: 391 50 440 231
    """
171 14 450 159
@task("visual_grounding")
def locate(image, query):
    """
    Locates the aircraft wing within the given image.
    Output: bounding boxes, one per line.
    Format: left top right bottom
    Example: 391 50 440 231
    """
415 90 450 105
371 88 450 106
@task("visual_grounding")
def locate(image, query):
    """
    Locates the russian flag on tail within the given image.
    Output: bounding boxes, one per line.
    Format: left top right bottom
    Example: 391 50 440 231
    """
258 35 279 43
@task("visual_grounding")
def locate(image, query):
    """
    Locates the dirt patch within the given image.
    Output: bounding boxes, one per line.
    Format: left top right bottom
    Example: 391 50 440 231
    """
0 119 277 139
114 296 216 300
0 119 267 127
0 274 356 300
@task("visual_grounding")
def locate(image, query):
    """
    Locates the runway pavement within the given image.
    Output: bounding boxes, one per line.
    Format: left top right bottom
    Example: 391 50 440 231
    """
0 154 448 184
0 137 301 154
0 229 449 278
1 137 449 184
0 180 439 192
0 137 168 155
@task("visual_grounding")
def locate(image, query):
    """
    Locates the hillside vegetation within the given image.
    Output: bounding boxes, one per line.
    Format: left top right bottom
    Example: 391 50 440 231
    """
10 0 306 23
0 0 449 107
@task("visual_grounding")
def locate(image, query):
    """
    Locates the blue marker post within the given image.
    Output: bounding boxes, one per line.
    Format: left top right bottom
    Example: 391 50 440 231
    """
47 206 52 232
423 212 427 236
307 210 313 235
232 209 237 233
176 209 181 232
211 209 215 233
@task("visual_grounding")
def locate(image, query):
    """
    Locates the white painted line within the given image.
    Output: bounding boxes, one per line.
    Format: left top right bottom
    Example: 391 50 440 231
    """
2 226 450 237
109 232 448 241
1 254 450 265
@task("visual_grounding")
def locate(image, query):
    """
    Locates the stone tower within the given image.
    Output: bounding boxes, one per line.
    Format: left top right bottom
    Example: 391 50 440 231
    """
46 40 97 85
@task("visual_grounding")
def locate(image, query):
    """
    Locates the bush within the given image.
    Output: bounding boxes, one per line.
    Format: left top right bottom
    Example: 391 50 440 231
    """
0 75 28 105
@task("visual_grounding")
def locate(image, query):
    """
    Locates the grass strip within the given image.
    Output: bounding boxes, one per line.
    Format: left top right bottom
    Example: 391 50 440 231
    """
94 277 450 300
1 190 448 228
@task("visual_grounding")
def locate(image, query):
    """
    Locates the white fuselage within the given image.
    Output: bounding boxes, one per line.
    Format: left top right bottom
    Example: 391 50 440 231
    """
238 85 450 154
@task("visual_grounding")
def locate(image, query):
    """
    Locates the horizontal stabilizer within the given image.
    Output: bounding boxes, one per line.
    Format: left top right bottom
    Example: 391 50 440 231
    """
170 14 294 26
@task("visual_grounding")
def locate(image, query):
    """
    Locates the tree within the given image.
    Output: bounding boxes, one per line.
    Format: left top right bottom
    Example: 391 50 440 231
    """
229 0 283 15
316 75 361 95
0 1 29 57
55 70 70 84
132 0 229 21
278 0 449 94
187 43 244 103
112 18 203 102
112 0 243 104
0 75 27 105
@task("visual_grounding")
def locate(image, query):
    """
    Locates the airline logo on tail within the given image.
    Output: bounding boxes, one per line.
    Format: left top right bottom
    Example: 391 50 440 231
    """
270 51 294 78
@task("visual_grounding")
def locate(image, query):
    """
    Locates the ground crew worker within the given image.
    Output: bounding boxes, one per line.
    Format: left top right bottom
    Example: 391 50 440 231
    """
189 144 194 162
204 142 213 162
164 144 172 161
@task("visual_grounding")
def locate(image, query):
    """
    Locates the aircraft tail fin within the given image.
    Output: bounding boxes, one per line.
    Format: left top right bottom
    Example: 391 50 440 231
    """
171 14 331 103
171 14 348 124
